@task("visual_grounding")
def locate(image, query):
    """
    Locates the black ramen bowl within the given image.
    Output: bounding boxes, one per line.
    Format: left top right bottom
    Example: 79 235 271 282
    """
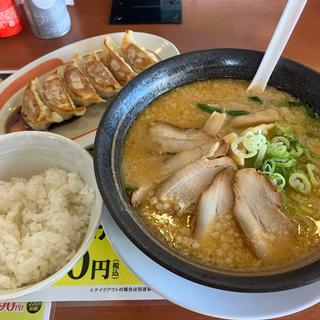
94 49 320 292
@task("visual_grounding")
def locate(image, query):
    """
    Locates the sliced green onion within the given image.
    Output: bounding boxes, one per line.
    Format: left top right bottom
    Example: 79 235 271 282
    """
197 103 223 114
261 172 286 191
249 96 263 104
255 142 267 169
243 132 267 149
267 142 290 159
231 136 258 158
231 131 267 160
289 172 312 194
273 157 297 168
262 159 275 173
271 173 286 191
273 123 296 142
273 123 297 143
289 144 304 158
271 136 290 148
276 167 289 180
306 163 320 187
227 110 250 116
196 103 250 116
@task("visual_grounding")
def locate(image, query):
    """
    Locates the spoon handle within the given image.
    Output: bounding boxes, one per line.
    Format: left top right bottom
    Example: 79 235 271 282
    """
247 0 307 92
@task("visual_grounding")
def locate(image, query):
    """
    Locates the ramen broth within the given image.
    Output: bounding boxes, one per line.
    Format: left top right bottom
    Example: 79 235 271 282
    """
122 79 320 270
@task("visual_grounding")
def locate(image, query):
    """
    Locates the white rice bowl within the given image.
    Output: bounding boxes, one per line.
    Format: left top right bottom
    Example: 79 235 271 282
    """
0 168 94 289
0 131 102 300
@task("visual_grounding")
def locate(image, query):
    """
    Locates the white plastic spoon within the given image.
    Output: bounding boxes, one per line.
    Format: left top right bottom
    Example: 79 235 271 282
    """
247 0 308 92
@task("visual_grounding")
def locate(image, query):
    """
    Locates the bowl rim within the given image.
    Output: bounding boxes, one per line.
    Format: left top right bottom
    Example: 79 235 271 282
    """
94 48 320 293
0 131 102 300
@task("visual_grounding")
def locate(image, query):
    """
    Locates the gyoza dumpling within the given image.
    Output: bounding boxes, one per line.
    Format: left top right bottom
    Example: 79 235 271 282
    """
62 59 104 106
101 36 137 86
21 78 63 130
121 30 159 73
40 70 86 120
80 53 122 98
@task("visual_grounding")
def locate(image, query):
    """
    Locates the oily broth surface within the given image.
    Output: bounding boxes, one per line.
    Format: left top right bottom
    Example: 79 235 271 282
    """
122 79 320 270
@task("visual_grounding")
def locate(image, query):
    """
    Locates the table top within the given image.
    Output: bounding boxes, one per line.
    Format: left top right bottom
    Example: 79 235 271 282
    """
1 1 320 319
1 0 320 72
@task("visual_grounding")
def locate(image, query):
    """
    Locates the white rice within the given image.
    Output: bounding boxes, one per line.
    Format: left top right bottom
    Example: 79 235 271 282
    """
0 168 94 289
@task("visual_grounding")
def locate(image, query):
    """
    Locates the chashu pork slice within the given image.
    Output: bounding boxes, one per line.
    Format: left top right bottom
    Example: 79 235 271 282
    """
233 168 293 259
194 167 236 241
157 156 236 215
131 140 229 208
149 122 213 153
163 139 229 176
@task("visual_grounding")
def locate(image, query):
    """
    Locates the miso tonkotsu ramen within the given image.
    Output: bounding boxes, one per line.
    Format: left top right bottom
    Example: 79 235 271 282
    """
122 79 320 270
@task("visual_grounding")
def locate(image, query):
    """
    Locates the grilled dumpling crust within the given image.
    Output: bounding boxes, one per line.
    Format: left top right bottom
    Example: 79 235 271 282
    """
21 79 63 130
80 53 122 98
18 31 156 131
121 30 159 73
62 59 104 106
40 70 86 120
101 36 137 85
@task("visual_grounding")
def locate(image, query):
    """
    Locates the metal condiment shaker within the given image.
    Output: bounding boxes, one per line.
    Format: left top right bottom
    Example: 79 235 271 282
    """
23 0 71 39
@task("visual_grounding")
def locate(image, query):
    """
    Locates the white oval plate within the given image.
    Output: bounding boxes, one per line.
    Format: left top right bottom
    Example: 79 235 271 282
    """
101 207 320 320
0 32 179 148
